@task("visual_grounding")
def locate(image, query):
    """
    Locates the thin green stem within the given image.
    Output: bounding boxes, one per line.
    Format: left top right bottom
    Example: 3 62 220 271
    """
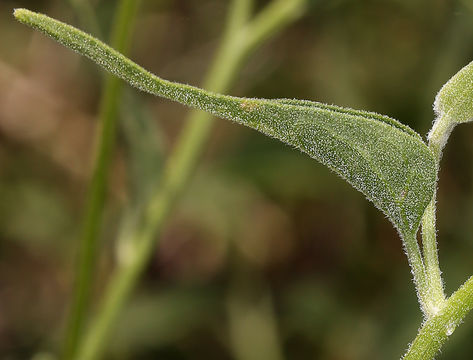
403 275 473 359
66 0 101 37
405 114 454 319
421 195 446 316
416 114 454 317
404 115 465 358
428 114 455 160
244 0 306 54
225 0 253 35
72 1 306 359
62 1 140 359
402 232 429 314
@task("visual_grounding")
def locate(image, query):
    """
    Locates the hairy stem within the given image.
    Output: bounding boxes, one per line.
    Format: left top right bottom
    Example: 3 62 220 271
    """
70 1 306 359
62 1 140 359
403 275 473 359
421 195 445 316
405 115 464 358
417 114 454 317
402 232 429 314
428 116 455 160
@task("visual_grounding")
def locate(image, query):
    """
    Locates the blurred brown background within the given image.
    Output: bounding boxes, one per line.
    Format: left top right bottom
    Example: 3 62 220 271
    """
1 0 473 359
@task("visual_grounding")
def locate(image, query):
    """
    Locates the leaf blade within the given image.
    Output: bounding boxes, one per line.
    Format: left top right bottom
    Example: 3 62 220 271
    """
14 8 437 237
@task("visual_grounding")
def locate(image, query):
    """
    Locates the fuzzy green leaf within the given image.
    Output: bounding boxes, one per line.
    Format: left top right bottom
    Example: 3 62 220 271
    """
14 8 437 237
434 60 473 124
428 61 473 158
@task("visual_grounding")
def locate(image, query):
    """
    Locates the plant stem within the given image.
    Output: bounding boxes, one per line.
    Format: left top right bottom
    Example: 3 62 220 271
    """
74 1 306 359
244 0 305 54
62 1 140 359
420 195 445 316
428 115 455 160
412 115 454 318
404 114 466 358
403 275 473 359
66 0 101 37
417 114 455 317
402 232 429 314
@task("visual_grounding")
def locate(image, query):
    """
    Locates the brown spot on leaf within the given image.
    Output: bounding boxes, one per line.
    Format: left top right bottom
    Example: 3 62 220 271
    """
240 100 259 112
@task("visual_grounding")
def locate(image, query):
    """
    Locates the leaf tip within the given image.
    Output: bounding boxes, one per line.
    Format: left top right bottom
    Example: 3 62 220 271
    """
13 8 32 24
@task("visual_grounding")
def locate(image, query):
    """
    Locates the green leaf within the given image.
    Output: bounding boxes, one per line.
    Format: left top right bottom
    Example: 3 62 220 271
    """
14 8 437 237
434 60 473 124
429 61 473 158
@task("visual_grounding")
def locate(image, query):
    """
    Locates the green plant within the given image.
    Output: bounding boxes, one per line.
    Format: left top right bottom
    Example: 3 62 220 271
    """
63 1 141 359
13 7 473 360
13 2 306 360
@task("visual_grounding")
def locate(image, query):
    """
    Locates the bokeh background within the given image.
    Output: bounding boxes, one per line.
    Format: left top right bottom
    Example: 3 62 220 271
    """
1 0 473 359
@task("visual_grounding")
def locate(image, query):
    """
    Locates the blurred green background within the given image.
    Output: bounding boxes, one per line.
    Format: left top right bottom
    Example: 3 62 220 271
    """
1 0 473 359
